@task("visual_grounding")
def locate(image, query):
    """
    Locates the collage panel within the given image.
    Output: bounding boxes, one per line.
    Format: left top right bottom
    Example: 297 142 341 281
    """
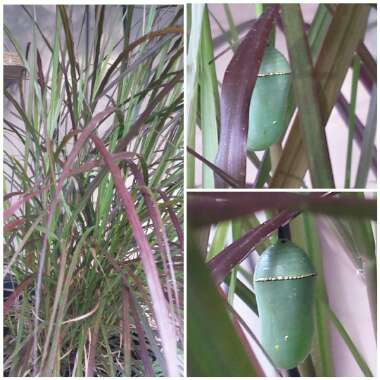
2 1 378 379
4 4 183 377
187 191 376 376
187 4 377 189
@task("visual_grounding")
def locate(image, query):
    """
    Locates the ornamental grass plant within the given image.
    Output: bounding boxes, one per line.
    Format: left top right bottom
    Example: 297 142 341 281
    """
4 4 183 376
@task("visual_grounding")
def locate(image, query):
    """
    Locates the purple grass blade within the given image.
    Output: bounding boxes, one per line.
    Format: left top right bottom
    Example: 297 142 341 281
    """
188 192 376 226
360 63 374 92
67 152 137 176
208 209 300 284
187 146 242 188
4 218 26 233
33 107 115 375
158 190 184 253
90 134 178 376
214 6 280 188
4 185 47 221
127 284 154 376
86 320 101 376
127 161 180 332
122 286 131 376
4 191 25 201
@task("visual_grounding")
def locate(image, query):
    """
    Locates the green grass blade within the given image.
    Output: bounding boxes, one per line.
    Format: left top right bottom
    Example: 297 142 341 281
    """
355 86 377 187
323 303 373 376
188 232 258 376
186 4 205 188
200 6 219 188
344 55 361 187
301 213 335 376
271 4 370 188
281 4 334 188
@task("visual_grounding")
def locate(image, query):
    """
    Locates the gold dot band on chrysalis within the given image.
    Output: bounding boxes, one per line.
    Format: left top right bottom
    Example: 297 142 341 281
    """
257 72 291 77
254 272 317 282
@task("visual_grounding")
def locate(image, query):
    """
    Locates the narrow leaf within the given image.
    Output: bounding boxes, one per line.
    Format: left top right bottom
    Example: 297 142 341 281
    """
186 4 205 188
200 6 219 188
214 6 279 187
344 54 361 187
90 135 178 376
324 302 373 376
355 85 377 187
208 209 300 284
188 192 376 226
281 4 334 188
271 5 370 187
188 234 258 376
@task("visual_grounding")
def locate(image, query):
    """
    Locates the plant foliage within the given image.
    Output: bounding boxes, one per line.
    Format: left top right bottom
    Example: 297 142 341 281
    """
4 5 183 377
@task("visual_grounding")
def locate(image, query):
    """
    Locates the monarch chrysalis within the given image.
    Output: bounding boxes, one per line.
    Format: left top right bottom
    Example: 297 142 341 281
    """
254 240 316 369
248 46 291 152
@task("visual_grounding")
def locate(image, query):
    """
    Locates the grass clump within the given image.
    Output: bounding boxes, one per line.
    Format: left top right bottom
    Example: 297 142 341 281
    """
4 5 183 377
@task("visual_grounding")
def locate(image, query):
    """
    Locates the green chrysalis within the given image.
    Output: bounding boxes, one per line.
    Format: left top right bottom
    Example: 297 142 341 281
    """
254 240 316 369
248 46 291 151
